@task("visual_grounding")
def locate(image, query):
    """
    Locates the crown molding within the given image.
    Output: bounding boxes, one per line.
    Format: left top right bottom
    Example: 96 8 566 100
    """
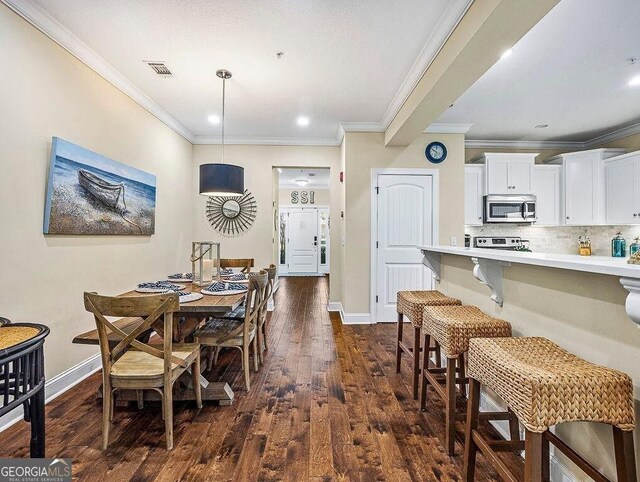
379 0 474 131
339 122 385 133
583 121 640 149
465 139 583 150
425 123 473 134
1 0 195 143
192 135 339 147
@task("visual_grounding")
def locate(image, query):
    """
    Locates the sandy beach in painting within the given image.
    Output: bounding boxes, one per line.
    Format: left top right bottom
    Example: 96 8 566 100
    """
46 156 156 235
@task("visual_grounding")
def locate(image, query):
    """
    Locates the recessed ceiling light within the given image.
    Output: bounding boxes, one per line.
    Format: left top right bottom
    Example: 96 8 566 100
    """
535 124 549 129
297 116 310 127
207 115 220 124
628 75 640 86
294 179 309 186
501 48 513 59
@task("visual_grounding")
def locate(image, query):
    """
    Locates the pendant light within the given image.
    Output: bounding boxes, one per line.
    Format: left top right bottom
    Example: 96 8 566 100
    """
199 69 244 197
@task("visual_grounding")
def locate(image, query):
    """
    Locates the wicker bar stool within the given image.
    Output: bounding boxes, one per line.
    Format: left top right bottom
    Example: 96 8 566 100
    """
421 305 513 455
396 290 461 399
463 337 637 482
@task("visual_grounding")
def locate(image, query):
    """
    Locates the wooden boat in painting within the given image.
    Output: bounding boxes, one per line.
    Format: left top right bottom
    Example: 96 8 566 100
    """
78 169 125 211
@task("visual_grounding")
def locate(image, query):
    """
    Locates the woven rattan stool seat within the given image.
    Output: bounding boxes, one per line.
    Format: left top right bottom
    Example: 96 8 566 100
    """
468 337 635 433
422 305 511 358
397 291 461 328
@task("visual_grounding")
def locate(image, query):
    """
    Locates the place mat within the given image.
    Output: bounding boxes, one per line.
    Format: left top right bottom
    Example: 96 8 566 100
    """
175 291 203 303
0 326 40 350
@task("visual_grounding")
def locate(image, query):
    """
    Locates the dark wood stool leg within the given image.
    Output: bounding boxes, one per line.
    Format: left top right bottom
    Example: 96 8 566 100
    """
613 427 638 482
413 326 421 400
420 333 431 411
30 388 45 457
463 378 481 482
457 353 467 399
508 408 521 442
445 357 456 455
541 434 550 482
396 312 403 373
524 430 544 482
435 343 442 368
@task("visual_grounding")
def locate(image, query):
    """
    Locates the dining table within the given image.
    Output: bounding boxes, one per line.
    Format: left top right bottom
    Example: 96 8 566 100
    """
73 281 246 405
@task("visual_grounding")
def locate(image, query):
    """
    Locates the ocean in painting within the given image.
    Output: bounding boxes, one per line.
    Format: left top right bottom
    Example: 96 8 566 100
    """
44 138 156 235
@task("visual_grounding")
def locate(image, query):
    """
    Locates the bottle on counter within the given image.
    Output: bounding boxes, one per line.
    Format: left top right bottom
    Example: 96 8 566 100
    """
578 235 591 256
611 232 627 258
630 237 640 256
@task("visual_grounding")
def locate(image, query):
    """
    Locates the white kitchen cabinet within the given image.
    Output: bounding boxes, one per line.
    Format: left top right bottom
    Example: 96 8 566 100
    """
605 151 640 224
531 165 561 225
464 165 484 225
471 153 536 195
546 148 625 225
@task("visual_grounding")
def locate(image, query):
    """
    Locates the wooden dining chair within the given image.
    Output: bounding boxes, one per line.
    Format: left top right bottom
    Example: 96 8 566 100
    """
194 270 267 391
256 265 277 364
83 292 202 450
220 258 255 274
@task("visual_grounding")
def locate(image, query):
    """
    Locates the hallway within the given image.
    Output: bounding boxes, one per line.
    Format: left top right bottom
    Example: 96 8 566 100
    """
0 277 519 481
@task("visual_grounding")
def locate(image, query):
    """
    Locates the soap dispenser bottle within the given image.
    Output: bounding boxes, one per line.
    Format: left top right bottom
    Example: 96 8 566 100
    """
630 237 640 256
611 232 627 258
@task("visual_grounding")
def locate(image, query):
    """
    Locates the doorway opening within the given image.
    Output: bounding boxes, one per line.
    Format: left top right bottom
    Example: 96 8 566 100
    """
275 168 330 276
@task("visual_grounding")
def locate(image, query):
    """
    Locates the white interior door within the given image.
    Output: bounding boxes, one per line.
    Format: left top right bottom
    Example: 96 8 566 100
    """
288 209 319 273
376 174 434 322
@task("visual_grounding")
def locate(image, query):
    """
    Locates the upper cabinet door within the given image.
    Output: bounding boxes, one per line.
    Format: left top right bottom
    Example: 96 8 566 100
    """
606 155 640 225
564 156 596 225
464 166 484 226
486 159 510 194
531 166 561 225
507 160 533 194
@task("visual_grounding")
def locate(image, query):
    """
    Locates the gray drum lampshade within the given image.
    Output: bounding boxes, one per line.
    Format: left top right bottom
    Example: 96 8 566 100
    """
199 163 244 196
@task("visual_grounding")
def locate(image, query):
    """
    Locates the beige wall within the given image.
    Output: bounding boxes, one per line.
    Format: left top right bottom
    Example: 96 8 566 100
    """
278 188 330 206
192 145 342 303
342 132 465 314
0 6 194 378
598 131 640 152
438 256 640 478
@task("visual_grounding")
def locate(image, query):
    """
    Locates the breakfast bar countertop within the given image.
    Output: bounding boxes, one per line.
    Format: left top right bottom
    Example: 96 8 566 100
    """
417 245 640 279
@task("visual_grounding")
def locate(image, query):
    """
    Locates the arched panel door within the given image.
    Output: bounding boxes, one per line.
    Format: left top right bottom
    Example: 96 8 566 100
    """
375 174 434 322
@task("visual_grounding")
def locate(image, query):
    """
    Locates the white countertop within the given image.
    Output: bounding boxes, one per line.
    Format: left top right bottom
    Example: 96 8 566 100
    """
418 245 640 279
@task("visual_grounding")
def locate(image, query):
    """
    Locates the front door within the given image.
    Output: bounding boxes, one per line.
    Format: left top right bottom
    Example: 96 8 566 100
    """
288 209 319 273
376 174 434 322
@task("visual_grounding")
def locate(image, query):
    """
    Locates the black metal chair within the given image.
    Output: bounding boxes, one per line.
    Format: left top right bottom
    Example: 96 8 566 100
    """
0 323 49 457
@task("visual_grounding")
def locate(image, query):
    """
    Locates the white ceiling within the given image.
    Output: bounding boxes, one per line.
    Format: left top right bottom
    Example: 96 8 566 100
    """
27 0 469 143
436 0 640 142
278 168 330 189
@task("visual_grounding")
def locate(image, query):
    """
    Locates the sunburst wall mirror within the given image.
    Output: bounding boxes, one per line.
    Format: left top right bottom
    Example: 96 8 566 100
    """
206 189 257 236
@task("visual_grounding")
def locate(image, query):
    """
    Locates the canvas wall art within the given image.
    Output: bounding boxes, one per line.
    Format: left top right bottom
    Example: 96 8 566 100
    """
43 137 156 235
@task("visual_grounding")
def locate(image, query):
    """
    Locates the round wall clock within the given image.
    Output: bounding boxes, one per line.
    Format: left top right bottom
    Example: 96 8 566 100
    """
206 189 257 236
425 141 447 164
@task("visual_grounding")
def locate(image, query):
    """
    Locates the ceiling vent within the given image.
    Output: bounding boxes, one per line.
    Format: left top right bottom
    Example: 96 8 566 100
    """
145 61 172 76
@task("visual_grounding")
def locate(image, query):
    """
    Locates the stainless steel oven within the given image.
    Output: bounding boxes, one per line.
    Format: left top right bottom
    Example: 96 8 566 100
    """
483 195 536 224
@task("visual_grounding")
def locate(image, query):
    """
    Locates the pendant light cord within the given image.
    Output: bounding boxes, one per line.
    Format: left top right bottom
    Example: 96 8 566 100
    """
221 76 226 163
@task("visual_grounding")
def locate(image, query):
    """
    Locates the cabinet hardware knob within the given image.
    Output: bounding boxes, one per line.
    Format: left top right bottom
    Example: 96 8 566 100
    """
566 216 570 219
635 214 638 217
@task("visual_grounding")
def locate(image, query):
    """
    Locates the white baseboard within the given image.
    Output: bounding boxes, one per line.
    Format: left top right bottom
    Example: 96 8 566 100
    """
341 312 372 324
0 353 102 433
480 390 578 482
327 302 342 312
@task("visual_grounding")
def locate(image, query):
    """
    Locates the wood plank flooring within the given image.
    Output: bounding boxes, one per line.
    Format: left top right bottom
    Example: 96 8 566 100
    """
0 276 522 481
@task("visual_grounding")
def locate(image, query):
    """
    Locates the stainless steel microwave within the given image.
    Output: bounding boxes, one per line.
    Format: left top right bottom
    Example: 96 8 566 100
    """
483 195 537 224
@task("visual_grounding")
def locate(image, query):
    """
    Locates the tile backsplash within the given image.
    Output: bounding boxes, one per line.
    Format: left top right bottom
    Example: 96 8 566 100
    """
465 225 640 256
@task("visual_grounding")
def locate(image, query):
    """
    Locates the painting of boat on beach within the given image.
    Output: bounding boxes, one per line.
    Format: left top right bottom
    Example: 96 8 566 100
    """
43 137 156 235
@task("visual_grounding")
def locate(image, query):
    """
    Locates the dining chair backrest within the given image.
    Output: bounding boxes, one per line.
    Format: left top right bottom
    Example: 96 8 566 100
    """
220 258 255 274
245 271 268 325
83 292 185 377
262 264 277 311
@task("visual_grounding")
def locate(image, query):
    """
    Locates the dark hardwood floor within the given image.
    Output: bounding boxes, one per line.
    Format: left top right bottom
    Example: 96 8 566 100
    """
0 276 522 481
